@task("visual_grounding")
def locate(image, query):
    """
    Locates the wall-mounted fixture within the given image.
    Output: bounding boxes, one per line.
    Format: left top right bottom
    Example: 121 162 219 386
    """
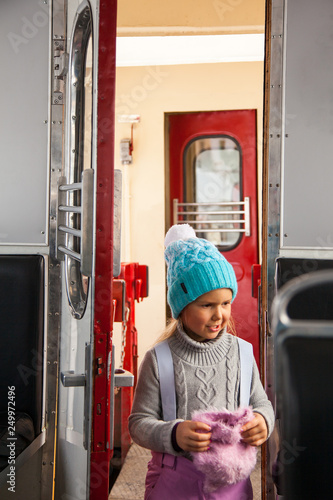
120 138 132 165
118 114 140 165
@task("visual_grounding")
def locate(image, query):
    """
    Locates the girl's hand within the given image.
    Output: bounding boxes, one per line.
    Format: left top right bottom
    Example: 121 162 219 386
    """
176 420 211 452
241 412 268 446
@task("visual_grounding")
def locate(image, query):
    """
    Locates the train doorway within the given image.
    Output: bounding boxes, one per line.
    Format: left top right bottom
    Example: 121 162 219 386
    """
165 110 260 366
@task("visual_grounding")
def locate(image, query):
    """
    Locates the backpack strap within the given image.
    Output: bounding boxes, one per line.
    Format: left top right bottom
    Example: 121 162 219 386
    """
154 340 177 421
237 337 253 407
155 337 254 420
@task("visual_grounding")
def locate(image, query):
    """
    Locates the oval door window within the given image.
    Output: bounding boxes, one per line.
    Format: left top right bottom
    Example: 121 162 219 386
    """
64 0 93 319
183 136 243 250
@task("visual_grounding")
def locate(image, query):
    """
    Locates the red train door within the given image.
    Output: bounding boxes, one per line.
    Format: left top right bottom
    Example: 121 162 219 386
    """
167 110 260 367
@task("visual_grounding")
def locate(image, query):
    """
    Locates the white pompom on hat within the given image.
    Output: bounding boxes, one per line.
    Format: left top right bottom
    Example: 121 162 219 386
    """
164 224 238 318
164 223 196 248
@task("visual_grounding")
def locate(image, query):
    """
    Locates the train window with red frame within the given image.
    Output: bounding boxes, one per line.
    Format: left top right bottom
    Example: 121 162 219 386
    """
182 135 243 250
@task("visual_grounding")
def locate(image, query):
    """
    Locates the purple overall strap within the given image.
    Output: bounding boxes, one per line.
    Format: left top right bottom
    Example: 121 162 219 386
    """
154 340 177 421
237 337 253 407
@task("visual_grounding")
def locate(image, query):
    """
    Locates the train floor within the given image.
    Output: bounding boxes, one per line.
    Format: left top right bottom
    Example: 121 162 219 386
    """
109 443 262 500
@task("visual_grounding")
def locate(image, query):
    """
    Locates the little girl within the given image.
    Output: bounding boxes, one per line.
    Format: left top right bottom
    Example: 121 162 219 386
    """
129 224 274 499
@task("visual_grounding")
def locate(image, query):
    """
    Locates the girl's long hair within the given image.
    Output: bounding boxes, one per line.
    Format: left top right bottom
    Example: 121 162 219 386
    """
154 317 179 345
154 315 237 346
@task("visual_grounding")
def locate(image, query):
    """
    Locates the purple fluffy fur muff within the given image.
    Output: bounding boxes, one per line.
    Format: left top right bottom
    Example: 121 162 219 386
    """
191 407 257 493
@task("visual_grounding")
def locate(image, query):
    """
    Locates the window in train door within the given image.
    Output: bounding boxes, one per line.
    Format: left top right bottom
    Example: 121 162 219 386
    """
182 136 244 251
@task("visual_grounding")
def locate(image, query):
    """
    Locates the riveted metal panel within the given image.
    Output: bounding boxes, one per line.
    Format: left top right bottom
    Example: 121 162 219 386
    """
267 0 285 318
0 0 49 245
282 0 333 249
264 1 285 499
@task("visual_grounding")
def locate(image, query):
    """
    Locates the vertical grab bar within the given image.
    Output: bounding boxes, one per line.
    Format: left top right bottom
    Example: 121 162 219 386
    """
81 168 94 277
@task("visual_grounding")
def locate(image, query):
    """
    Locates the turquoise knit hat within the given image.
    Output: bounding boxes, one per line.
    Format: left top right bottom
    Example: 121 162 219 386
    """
165 224 238 318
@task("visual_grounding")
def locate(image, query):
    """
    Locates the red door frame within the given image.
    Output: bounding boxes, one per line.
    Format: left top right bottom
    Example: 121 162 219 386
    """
167 110 260 367
90 1 117 498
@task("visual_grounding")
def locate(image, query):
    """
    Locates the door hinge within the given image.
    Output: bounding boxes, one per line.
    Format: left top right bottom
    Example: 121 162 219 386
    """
53 37 68 105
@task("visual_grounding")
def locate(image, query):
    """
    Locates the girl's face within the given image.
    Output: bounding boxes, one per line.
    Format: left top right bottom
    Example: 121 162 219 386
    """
180 288 232 342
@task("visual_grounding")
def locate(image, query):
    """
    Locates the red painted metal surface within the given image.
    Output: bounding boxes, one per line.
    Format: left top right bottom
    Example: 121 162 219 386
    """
113 263 149 460
252 264 261 299
168 111 260 368
90 1 117 498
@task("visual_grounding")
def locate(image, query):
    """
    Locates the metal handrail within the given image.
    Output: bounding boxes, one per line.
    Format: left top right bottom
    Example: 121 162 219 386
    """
187 219 245 224
58 225 82 238
176 210 246 216
272 270 333 500
57 169 94 277
173 197 250 236
176 201 244 206
59 182 82 192
57 177 82 262
272 270 333 335
57 245 81 262
58 205 82 213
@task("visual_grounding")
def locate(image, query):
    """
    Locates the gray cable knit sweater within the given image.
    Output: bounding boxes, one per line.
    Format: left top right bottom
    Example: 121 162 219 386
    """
129 327 274 456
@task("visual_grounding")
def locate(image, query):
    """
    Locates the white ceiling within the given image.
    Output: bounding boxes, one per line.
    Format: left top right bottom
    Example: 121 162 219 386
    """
116 34 264 67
